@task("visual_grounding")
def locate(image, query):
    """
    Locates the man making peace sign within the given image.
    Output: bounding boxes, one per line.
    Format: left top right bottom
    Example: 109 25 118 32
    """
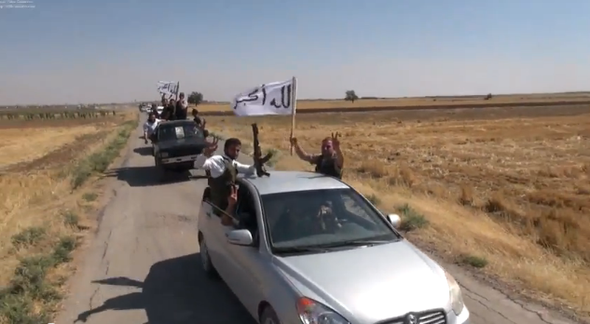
194 137 256 225
290 132 344 179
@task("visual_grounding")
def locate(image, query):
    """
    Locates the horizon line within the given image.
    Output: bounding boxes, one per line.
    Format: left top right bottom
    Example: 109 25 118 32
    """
2 90 589 107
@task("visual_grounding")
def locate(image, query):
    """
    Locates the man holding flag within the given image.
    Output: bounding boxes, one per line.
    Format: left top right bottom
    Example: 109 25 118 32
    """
230 77 344 178
290 134 344 179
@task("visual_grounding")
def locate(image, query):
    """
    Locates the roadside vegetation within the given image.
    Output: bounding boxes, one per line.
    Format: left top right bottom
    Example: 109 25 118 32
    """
0 109 137 323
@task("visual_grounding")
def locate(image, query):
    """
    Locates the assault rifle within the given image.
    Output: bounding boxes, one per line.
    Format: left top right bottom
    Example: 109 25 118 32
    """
252 123 273 177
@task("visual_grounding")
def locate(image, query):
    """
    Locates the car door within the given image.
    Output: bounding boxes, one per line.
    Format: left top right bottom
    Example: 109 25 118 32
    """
219 184 267 316
202 198 236 282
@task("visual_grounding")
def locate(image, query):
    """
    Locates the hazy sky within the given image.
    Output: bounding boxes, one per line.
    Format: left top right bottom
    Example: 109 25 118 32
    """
1 0 589 105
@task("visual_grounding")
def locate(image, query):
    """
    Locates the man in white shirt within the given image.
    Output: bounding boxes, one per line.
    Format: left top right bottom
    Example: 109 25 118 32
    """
194 137 256 225
143 112 161 144
175 92 189 120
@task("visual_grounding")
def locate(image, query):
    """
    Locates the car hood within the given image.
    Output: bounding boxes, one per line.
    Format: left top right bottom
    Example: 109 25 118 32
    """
273 240 450 323
158 138 205 150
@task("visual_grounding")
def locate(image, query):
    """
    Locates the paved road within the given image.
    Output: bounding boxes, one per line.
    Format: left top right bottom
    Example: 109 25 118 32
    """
56 117 578 324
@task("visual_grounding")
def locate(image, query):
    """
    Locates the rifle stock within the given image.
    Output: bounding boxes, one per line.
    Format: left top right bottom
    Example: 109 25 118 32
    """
252 123 272 177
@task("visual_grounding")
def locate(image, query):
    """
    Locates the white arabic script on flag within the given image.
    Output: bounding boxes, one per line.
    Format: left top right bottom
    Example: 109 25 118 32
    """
157 81 178 96
231 79 295 116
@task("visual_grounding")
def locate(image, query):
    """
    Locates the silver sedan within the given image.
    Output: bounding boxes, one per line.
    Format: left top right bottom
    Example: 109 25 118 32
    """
197 171 470 324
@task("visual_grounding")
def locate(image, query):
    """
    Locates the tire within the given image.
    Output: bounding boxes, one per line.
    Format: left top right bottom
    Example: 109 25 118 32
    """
154 159 168 183
260 306 281 324
199 237 219 278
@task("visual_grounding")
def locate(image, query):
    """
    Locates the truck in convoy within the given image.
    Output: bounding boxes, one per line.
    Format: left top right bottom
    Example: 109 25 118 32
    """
149 119 208 180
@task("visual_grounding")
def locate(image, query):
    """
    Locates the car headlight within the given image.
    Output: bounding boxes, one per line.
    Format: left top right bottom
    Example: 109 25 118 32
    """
296 297 350 324
445 270 465 315
160 152 169 158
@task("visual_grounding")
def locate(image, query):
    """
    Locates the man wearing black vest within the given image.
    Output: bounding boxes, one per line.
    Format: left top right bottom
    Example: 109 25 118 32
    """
161 99 176 121
290 134 344 179
194 137 256 226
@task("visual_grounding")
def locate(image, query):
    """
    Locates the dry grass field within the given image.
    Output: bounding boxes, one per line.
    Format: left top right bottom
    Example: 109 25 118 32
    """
207 104 590 315
0 111 137 323
196 92 590 113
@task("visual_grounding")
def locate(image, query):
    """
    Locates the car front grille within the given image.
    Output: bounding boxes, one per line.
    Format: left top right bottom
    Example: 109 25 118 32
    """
378 309 447 324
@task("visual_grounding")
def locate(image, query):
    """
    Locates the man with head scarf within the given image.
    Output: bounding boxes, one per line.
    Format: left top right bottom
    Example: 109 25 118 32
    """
290 133 344 179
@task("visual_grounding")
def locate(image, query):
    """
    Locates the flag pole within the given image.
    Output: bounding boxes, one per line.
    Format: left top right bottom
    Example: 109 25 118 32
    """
290 76 297 156
175 82 180 101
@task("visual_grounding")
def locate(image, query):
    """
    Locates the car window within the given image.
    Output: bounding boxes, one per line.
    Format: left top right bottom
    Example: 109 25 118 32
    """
261 188 396 249
341 193 376 223
158 124 203 141
235 185 258 233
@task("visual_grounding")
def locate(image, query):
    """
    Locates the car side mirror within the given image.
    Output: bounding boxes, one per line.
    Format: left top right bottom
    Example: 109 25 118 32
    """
226 229 253 246
385 213 401 228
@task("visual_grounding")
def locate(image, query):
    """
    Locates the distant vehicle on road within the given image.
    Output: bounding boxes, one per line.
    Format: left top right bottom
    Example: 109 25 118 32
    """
138 103 151 112
149 120 208 179
197 171 470 324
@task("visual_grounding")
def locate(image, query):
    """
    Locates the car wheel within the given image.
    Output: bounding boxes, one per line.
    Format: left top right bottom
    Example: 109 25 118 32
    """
199 237 219 278
154 159 167 182
158 167 168 183
260 306 281 324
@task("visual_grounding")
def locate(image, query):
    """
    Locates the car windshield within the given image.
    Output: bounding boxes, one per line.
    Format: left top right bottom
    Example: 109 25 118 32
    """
261 188 399 250
158 124 203 141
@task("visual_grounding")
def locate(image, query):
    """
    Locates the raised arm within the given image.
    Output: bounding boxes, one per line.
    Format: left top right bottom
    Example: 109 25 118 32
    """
290 137 315 163
331 132 344 169
334 147 344 169
194 138 225 177
193 154 208 169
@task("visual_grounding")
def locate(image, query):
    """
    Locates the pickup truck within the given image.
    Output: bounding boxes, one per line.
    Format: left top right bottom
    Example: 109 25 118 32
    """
149 120 208 179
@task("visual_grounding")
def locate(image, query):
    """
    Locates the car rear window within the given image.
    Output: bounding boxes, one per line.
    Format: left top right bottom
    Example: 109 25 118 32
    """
159 124 204 141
